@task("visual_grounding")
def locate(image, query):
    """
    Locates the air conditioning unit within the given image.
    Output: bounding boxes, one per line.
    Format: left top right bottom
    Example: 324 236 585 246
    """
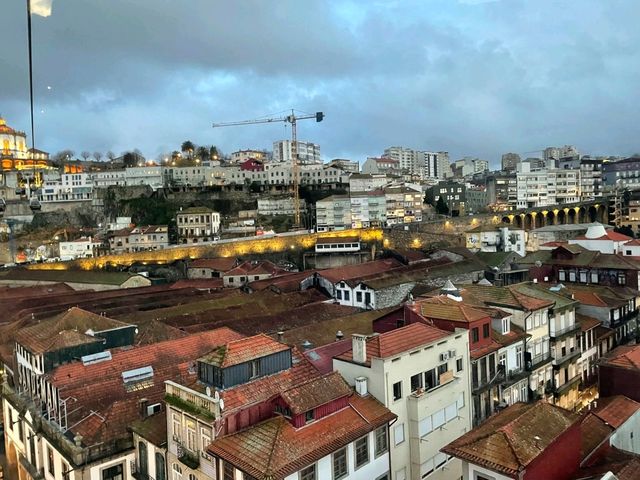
448 349 457 358
440 352 450 362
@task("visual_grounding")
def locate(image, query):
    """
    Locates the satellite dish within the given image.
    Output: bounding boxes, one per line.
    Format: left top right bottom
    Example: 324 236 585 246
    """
205 386 212 397
214 390 220 401
219 398 225 411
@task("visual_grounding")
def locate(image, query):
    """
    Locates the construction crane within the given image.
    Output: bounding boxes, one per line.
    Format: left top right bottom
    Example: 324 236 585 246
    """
212 110 324 228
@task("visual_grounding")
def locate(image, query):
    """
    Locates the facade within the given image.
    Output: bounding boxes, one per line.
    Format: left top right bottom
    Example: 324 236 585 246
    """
229 149 267 163
39 173 93 203
125 166 164 188
109 225 169 253
272 140 321 164
383 147 449 180
350 191 387 228
426 181 466 216
464 186 487 214
316 195 352 231
559 156 603 201
501 153 520 173
0 116 50 173
222 260 287 287
92 169 126 187
176 207 221 243
349 173 392 192
187 257 238 279
384 186 423 225
326 158 360 173
465 224 526 257
568 223 631 254
526 223 613 252
59 236 101 259
516 169 581 208
164 166 207 187
544 145 579 163
485 173 517 211
362 157 402 176
599 344 640 403
442 401 580 480
333 324 472 480
257 196 306 216
602 156 640 189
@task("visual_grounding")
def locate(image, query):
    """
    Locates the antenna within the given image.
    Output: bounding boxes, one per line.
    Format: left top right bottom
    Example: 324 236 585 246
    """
205 386 212 397
219 398 225 411
214 390 220 401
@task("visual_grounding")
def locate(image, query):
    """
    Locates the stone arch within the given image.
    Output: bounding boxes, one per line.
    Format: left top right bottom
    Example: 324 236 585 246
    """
502 215 511 225
533 213 543 229
557 209 567 225
568 208 577 224
545 210 555 226
524 213 534 230
515 214 524 229
588 205 598 223
578 207 587 224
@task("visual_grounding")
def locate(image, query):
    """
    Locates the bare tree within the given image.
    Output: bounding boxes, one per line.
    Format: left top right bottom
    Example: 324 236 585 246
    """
52 149 75 163
106 151 116 161
81 151 91 161
93 151 103 162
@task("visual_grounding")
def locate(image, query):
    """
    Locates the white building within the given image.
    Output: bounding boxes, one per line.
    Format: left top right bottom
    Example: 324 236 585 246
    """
349 173 393 192
516 168 581 208
568 223 632 254
230 149 267 163
350 191 387 228
176 207 221 243
384 186 424 226
163 166 207 187
273 140 321 164
125 166 164 189
334 324 472 480
91 169 126 187
465 224 526 257
59 236 101 259
383 147 450 180
39 173 93 203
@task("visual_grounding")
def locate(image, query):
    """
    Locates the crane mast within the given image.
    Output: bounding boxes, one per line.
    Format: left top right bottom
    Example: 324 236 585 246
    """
212 110 324 228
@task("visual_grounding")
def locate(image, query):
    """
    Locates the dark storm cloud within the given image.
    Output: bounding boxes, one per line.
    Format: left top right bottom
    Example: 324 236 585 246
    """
2 0 640 164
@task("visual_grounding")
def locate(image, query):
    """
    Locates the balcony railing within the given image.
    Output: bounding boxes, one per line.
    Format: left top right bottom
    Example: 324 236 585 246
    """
130 461 155 480
549 323 581 339
527 352 553 371
177 442 200 470
553 375 582 395
553 348 581 366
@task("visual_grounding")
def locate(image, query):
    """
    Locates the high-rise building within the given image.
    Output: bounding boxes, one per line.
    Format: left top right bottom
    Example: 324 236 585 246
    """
501 152 520 172
543 145 579 167
272 140 321 164
383 146 449 179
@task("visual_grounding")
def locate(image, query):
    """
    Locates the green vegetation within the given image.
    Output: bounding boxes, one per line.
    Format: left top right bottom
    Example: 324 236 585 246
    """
299 186 347 204
435 196 449 215
164 394 215 421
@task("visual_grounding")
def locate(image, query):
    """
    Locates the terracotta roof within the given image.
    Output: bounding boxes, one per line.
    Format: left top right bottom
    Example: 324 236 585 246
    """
319 258 404 284
208 394 395 479
336 323 450 365
304 339 352 374
624 239 640 246
248 270 316 292
574 231 632 241
595 325 616 341
442 401 579 477
580 411 613 461
601 345 640 371
418 296 490 323
15 307 132 354
189 257 238 271
577 314 602 332
575 447 640 480
169 279 224 290
200 334 290 368
572 291 608 307
224 260 287 278
280 371 352 415
47 327 243 448
590 395 640 429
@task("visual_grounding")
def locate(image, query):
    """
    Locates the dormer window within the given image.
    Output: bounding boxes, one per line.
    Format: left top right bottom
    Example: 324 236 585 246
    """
250 360 260 379
502 318 510 334
305 410 315 424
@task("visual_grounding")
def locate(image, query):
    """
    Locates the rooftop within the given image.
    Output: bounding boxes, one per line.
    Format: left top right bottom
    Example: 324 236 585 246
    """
208 393 395 479
600 344 640 371
280 371 352 415
178 207 215 214
442 401 579 477
318 258 404 284
418 296 490 323
199 334 290 368
336 323 451 366
0 268 146 286
189 257 238 271
15 307 132 354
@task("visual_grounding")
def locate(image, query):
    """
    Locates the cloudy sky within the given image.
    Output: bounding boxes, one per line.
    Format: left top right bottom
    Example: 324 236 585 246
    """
2 0 639 165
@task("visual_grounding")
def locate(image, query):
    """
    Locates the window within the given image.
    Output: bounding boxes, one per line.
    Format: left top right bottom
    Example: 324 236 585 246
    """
559 270 566 281
418 416 433 437
456 358 463 372
410 373 423 392
186 419 196 451
200 427 211 451
457 392 465 409
618 273 626 285
156 453 166 480
375 425 388 456
472 328 479 342
102 464 124 480
392 381 402 401
222 462 233 480
356 291 362 303
425 368 438 390
344 290 350 301
300 464 316 480
336 289 342 300
502 318 510 334
305 410 315 423
516 346 523 369
394 423 405 445
333 448 348 479
591 272 599 283
188 475 196 480
250 360 260 379
483 323 490 338
432 409 446 429
48 446 55 476
355 435 369 468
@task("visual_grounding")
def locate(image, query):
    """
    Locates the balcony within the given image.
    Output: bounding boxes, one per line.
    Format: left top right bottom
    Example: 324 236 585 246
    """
130 462 155 480
526 352 553 371
553 348 581 367
549 323 581 339
499 367 529 386
177 442 200 470
553 375 582 396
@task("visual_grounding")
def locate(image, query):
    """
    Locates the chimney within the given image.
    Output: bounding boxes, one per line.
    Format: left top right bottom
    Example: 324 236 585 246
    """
352 334 368 363
139 398 149 418
74 434 83 448
277 331 284 342
301 340 313 351
355 376 368 396
336 330 344 342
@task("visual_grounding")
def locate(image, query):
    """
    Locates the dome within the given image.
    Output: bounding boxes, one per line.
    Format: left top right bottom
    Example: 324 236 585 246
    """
585 223 607 239
0 117 18 134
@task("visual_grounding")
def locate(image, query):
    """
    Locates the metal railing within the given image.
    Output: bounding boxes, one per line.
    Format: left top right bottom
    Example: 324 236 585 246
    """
549 323 580 338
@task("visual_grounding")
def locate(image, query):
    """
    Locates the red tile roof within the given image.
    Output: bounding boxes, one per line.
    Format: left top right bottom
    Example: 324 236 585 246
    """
575 447 640 480
15 307 132 354
304 339 352 374
169 279 224 290
208 393 395 479
574 231 632 241
336 323 450 365
319 258 404 284
577 314 602 332
224 260 287 278
590 395 640 429
199 334 290 368
572 291 608 307
601 345 640 371
280 371 352 415
418 296 490 323
442 401 579 477
47 327 243 447
189 257 238 271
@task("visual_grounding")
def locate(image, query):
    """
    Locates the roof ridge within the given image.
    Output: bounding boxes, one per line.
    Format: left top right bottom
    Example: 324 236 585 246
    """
263 416 287 477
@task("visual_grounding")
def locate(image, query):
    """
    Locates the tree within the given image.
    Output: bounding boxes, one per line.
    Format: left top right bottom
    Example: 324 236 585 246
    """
122 152 138 167
435 196 449 215
181 141 195 158
52 149 75 163
209 145 219 160
196 146 209 162
93 151 103 162
106 151 116 161
80 151 91 161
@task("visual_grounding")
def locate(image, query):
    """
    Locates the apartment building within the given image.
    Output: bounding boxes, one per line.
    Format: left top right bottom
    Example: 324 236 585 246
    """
229 149 267 163
425 181 466 216
602 155 640 190
465 224 526 257
465 186 487 214
558 156 603 201
383 147 450 180
164 166 207 187
58 236 101 259
516 169 580 208
273 139 321 164
315 195 352 232
362 157 402 176
91 169 126 187
501 153 520 172
109 225 169 253
485 172 517 211
384 186 423 225
257 196 306 216
39 173 93 203
350 191 387 228
333 323 472 480
176 207 221 243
